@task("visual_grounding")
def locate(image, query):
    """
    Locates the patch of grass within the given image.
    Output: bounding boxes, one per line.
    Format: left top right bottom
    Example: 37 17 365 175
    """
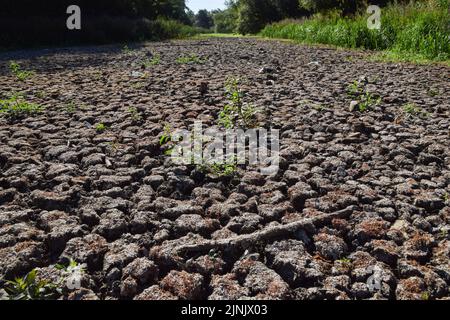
65 101 77 113
371 51 450 66
35 90 46 99
218 77 258 129
402 102 429 118
198 157 239 178
3 269 58 300
313 104 331 112
0 93 43 118
122 45 134 55
427 88 439 97
143 54 161 67
95 123 107 133
9 61 34 81
128 107 142 121
195 33 245 39
176 54 205 64
260 1 450 62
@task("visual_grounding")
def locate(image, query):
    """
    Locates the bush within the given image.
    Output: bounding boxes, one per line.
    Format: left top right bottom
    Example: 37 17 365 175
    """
213 8 239 33
260 0 449 60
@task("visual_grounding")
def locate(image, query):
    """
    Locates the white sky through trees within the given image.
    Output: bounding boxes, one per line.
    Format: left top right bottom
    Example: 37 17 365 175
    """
186 0 226 13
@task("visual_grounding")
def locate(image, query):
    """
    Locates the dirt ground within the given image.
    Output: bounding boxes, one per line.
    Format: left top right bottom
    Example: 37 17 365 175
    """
0 38 449 300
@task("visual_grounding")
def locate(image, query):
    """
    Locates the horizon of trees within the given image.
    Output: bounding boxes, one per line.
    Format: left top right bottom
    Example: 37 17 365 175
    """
199 0 404 34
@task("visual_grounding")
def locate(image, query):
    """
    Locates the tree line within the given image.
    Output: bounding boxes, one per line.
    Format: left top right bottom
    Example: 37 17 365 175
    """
196 0 407 34
2 0 186 20
0 0 194 47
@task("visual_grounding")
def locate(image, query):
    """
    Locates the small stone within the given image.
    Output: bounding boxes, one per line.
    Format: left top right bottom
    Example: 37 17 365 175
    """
349 100 359 112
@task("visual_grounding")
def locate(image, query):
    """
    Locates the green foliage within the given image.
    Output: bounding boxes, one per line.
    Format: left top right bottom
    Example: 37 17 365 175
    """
443 193 449 203
176 54 205 64
128 107 142 121
35 90 46 99
402 103 428 118
347 79 380 112
359 92 381 112
9 61 34 81
421 291 431 300
3 269 58 300
55 258 85 274
95 123 107 132
213 6 239 33
347 79 364 97
122 45 133 55
143 54 161 67
260 1 450 61
0 93 43 118
65 101 77 113
159 124 173 146
237 0 274 34
218 77 258 129
195 9 214 29
198 157 239 177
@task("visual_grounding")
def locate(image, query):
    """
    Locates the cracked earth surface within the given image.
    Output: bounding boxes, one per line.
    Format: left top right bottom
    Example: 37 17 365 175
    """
0 38 449 300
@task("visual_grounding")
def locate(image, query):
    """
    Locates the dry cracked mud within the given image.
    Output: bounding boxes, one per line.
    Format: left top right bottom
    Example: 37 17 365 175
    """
0 38 449 300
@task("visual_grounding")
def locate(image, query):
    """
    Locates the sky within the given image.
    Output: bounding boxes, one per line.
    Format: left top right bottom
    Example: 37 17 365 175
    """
186 0 226 13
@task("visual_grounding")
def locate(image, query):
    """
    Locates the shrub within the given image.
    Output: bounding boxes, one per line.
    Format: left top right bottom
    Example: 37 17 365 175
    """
260 0 449 60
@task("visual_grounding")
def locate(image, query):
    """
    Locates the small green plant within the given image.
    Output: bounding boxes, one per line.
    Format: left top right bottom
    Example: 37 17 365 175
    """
427 88 439 97
65 101 77 113
421 291 430 301
347 79 381 112
55 258 85 274
159 123 172 146
439 228 448 239
347 80 364 98
35 90 46 99
218 77 258 129
358 92 381 112
312 104 330 112
0 93 43 118
210 161 238 177
198 157 238 178
143 54 161 67
3 269 58 300
122 45 133 55
9 61 34 81
128 107 142 121
338 257 352 265
402 103 429 118
95 123 107 133
176 54 205 64
443 193 449 203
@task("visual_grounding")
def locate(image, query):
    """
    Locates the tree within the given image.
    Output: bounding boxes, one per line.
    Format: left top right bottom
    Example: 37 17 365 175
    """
236 0 277 34
195 9 214 29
